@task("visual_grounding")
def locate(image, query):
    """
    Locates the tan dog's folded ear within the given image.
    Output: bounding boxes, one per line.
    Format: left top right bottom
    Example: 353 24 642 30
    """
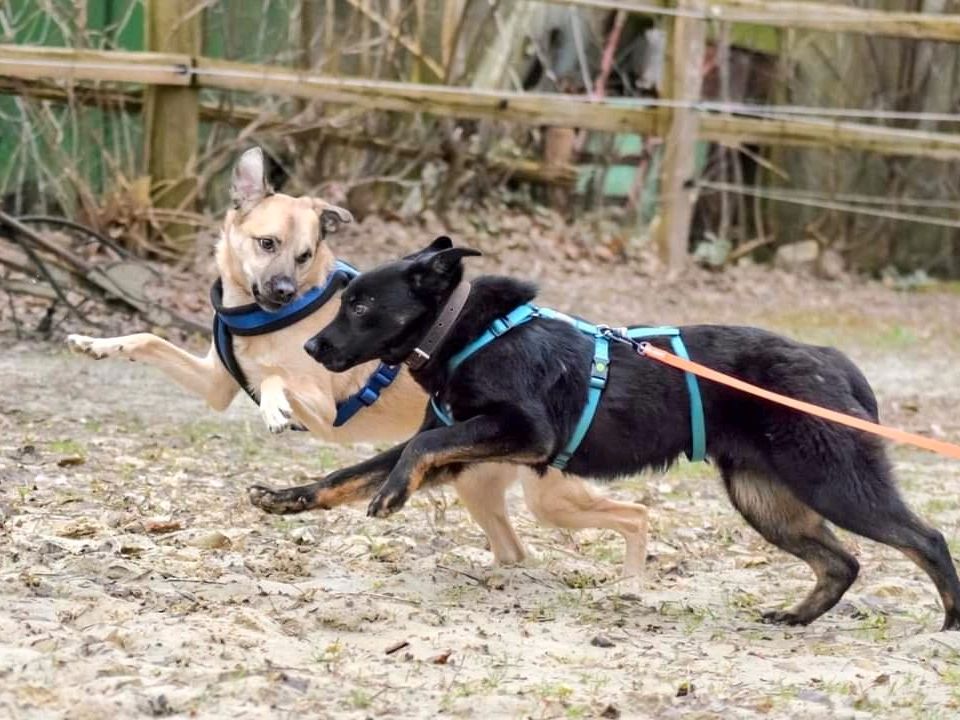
309 199 354 236
231 147 272 213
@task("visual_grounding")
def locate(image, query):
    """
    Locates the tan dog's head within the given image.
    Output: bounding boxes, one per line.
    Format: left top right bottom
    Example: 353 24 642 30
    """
217 147 354 311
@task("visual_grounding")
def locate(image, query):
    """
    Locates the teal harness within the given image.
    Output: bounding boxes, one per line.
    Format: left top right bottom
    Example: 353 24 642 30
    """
430 303 706 470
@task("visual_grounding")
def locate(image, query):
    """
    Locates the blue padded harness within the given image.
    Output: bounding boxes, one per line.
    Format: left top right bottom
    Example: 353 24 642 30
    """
430 304 706 470
210 260 400 428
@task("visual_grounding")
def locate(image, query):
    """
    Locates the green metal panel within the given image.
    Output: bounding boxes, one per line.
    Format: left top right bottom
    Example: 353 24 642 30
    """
0 1 146 203
722 24 781 55
87 0 145 50
204 0 298 61
10 0 69 45
576 133 708 229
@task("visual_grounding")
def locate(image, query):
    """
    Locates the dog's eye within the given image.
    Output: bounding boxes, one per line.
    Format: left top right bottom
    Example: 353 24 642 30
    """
295 250 312 265
257 236 278 252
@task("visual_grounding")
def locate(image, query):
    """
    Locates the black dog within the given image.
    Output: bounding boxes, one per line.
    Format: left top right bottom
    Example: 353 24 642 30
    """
255 237 960 630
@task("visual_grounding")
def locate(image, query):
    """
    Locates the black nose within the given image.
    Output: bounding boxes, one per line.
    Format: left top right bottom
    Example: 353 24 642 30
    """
267 276 296 304
304 335 327 360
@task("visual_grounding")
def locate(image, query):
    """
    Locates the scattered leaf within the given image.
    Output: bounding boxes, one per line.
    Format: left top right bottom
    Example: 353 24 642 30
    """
289 526 317 545
143 518 183 534
591 634 615 648
428 650 453 665
57 519 99 538
188 531 231 550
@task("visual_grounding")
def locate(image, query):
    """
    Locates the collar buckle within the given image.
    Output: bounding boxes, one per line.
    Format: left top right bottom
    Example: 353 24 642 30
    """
404 281 471 371
406 347 431 370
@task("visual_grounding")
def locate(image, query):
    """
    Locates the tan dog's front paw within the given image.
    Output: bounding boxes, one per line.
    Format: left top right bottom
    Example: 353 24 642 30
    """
67 334 125 360
260 392 293 433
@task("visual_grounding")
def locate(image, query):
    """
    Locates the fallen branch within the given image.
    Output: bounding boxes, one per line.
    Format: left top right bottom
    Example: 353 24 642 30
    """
0 211 209 336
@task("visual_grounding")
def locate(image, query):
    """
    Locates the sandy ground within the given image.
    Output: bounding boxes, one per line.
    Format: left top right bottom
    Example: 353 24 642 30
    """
4 253 960 719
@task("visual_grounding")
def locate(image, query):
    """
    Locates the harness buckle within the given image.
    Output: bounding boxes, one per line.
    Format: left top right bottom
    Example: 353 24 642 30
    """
490 317 511 336
372 368 396 386
590 348 609 390
590 360 609 389
358 387 380 406
410 348 430 363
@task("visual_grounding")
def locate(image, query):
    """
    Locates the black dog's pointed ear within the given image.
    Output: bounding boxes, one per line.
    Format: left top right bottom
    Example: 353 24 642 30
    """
408 246 482 292
403 236 454 261
427 235 454 252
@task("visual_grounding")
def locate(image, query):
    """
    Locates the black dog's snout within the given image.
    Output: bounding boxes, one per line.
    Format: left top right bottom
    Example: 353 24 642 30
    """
266 275 296 305
304 335 329 360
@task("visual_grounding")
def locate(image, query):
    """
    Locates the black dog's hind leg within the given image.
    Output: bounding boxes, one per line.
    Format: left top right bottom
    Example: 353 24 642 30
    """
763 435 960 631
723 467 860 626
798 478 960 631
248 442 407 514
367 414 552 518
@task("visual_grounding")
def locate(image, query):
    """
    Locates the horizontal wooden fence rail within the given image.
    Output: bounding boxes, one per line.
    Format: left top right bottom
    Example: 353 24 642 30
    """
0 45 190 86
192 57 662 133
546 0 960 42
0 77 578 187
5 45 960 161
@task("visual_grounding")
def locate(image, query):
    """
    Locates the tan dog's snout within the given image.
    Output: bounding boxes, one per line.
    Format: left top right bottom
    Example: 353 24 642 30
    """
261 274 297 306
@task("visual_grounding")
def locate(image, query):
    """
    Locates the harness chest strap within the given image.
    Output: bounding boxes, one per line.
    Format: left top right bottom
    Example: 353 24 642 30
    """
211 260 400 428
432 304 706 469
551 333 610 469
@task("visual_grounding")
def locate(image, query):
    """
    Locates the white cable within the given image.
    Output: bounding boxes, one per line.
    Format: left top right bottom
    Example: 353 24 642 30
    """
602 96 960 124
545 0 960 26
709 186 960 210
700 180 960 230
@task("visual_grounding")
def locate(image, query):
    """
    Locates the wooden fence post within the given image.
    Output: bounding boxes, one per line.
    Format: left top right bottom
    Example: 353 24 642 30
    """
143 0 200 250
654 0 707 272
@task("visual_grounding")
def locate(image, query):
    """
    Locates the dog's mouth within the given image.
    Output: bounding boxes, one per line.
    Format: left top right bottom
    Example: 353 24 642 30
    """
304 335 357 371
252 286 290 313
320 356 353 372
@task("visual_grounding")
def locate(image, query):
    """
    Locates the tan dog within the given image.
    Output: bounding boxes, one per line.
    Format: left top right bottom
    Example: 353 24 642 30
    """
67 147 649 578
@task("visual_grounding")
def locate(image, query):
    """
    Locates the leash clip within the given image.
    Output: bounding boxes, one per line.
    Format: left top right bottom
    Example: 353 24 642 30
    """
597 325 640 350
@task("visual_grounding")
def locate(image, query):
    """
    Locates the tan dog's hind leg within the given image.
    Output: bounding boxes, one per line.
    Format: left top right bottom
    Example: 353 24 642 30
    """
67 334 238 411
522 469 649 581
454 464 528 565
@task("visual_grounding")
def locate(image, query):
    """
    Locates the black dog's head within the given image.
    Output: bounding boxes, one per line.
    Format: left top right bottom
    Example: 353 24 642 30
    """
305 237 481 371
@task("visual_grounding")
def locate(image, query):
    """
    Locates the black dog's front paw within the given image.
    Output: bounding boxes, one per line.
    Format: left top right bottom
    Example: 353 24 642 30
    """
366 480 410 518
248 484 316 514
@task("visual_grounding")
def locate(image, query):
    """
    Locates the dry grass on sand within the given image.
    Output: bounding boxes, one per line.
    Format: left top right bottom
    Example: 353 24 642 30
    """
3 254 960 718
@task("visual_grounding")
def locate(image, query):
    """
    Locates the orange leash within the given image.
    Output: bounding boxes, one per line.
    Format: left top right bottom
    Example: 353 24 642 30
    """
639 343 960 461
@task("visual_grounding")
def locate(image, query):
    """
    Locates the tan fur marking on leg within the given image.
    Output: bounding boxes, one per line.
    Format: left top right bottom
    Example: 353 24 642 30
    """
728 472 821 535
311 473 383 508
455 465 528 565
522 469 650 579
